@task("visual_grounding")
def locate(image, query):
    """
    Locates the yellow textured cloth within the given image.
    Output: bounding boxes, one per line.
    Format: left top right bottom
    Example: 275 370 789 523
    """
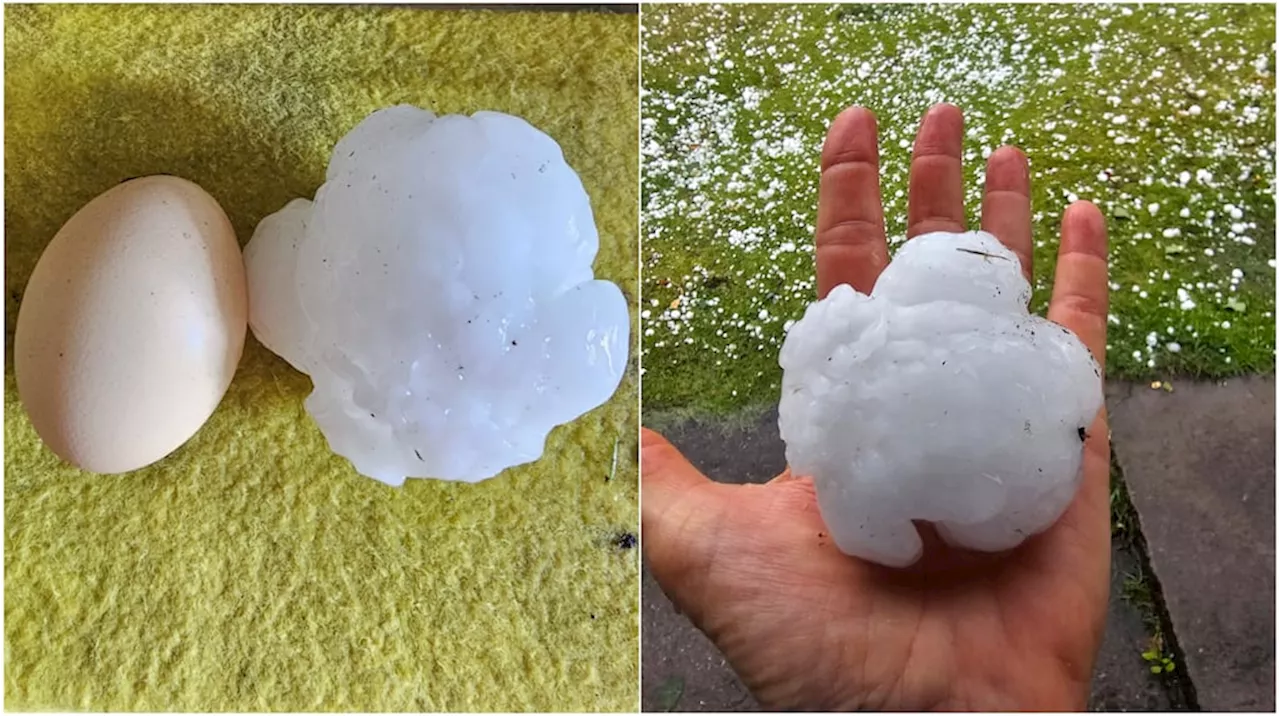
4 5 638 711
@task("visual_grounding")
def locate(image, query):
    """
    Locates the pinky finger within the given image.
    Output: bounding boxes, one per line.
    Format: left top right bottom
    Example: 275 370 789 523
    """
1047 201 1109 370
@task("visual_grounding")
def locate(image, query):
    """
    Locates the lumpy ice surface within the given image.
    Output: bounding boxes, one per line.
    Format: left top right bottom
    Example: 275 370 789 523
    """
244 105 629 485
778 231 1102 567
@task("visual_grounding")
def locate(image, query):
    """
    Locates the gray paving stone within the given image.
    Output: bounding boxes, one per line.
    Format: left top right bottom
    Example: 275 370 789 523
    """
1090 539 1189 711
1107 376 1276 711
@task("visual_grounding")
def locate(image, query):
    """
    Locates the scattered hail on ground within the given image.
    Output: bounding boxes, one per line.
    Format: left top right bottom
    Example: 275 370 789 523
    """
641 3 1276 412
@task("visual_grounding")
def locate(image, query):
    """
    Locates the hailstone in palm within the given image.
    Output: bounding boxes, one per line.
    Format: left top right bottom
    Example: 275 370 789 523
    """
778 231 1102 567
244 105 629 485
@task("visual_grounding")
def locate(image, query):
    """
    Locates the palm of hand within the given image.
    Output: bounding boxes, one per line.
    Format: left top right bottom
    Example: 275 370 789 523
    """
643 104 1111 711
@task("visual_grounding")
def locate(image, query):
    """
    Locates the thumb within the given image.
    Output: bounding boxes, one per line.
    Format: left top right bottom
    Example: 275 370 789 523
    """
641 428 732 613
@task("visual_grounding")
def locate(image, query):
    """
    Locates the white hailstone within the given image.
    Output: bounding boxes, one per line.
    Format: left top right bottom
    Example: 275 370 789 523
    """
778 232 1102 567
244 105 629 485
1167 342 1182 353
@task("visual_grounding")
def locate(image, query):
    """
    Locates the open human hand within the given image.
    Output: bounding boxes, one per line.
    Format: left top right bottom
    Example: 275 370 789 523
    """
641 103 1111 711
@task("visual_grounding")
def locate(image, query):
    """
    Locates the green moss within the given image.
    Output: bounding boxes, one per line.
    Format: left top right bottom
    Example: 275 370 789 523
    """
643 3 1275 413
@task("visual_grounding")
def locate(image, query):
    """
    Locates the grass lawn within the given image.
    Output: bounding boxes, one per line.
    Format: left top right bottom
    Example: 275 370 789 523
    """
642 3 1276 414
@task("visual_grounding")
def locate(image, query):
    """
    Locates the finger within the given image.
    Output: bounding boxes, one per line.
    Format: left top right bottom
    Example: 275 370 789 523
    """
980 146 1033 280
907 103 966 238
640 428 730 607
815 106 888 298
1045 202 1111 570
1048 405 1112 593
1047 201 1109 368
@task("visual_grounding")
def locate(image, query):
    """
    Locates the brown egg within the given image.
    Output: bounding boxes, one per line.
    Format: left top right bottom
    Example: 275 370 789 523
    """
15 175 247 474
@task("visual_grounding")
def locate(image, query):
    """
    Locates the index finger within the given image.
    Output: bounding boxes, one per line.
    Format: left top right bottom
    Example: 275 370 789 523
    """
1047 201 1109 368
815 106 888 298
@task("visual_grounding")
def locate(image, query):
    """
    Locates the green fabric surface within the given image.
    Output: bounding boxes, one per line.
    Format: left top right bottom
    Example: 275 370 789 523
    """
4 5 639 711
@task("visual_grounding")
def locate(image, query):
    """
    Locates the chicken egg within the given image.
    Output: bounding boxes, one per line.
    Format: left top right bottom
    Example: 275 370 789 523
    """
15 175 247 474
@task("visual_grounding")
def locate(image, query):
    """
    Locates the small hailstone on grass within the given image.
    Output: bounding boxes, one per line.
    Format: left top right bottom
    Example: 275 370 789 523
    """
244 105 628 485
778 231 1103 568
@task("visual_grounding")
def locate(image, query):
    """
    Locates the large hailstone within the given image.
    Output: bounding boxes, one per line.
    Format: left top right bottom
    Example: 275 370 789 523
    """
244 105 629 485
779 231 1102 567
